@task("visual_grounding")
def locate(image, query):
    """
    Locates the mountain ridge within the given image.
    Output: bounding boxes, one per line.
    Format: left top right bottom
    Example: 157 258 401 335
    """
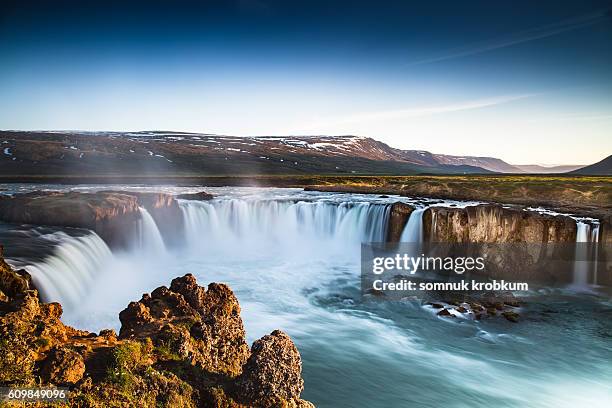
570 155 612 176
0 130 602 176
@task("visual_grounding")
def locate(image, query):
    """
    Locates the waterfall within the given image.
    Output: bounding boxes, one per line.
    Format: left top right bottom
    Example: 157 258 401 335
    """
573 221 597 288
591 223 600 285
400 208 425 242
25 232 113 307
137 207 166 253
178 199 391 248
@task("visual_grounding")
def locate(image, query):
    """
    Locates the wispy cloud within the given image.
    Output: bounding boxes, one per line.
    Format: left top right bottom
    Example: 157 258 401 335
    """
406 10 610 66
294 94 532 131
526 113 612 123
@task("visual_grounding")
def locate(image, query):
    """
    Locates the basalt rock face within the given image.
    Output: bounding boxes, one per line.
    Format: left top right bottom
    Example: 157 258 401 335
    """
423 205 577 243
0 190 189 249
421 205 580 284
386 202 414 242
0 255 313 407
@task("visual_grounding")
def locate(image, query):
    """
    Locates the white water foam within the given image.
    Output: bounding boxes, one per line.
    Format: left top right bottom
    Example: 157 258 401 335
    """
137 207 166 253
26 232 113 307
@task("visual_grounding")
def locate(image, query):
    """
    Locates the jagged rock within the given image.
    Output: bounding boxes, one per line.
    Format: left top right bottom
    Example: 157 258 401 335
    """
0 246 33 301
238 330 307 406
0 252 314 407
119 274 249 377
39 347 86 385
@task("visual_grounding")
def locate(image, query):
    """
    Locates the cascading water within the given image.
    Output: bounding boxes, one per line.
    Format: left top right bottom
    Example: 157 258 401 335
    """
178 199 391 250
591 224 600 285
400 207 425 242
137 207 166 253
572 221 598 288
25 232 113 307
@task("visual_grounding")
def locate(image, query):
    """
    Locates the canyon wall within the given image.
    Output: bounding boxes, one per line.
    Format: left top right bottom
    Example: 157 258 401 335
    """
386 203 611 286
422 205 577 243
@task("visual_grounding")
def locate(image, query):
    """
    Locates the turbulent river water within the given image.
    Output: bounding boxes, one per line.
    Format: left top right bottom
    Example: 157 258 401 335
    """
1 185 611 408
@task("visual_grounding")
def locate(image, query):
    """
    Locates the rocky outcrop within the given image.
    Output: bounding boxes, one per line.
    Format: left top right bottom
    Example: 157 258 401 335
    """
119 275 250 377
0 190 192 249
238 330 312 407
0 253 314 407
386 202 414 242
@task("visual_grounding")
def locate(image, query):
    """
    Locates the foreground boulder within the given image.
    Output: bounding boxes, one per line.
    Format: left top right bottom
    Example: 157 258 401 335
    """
238 330 307 406
0 252 314 407
119 275 250 377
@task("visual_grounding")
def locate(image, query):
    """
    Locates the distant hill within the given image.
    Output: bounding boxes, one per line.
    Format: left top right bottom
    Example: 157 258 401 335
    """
513 164 583 174
570 155 612 175
0 131 493 176
434 155 522 173
1 130 594 176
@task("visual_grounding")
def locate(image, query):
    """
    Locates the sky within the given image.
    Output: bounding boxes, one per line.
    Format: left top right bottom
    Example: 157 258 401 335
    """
1 0 611 165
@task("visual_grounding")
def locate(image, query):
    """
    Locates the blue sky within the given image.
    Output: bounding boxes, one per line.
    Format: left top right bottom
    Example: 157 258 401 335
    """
1 0 611 164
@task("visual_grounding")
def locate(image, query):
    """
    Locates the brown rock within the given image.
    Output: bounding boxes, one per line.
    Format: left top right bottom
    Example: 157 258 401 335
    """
39 347 85 385
175 191 214 201
0 250 315 407
386 202 414 242
502 311 520 323
437 309 454 317
118 274 249 377
0 246 33 300
238 330 305 405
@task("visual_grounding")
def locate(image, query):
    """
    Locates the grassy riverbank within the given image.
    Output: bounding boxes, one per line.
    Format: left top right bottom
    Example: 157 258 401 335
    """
1 174 610 216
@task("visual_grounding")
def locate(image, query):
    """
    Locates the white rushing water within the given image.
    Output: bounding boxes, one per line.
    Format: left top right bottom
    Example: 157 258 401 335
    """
572 221 601 288
400 207 425 242
25 232 113 307
137 207 166 253
178 198 391 252
8 186 610 408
